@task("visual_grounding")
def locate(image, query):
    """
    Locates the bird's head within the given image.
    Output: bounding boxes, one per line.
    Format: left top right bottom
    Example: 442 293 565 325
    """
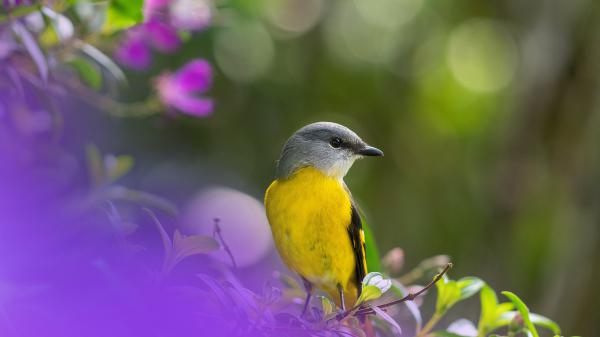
276 122 383 179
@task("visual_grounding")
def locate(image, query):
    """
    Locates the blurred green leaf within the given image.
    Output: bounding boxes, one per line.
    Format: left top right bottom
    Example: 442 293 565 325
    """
106 186 178 215
68 58 102 90
104 154 134 181
478 285 516 335
479 285 498 332
457 277 484 300
197 274 235 308
529 314 561 335
501 291 539 337
80 42 126 84
172 230 219 262
221 272 259 312
363 219 382 272
86 144 104 186
320 295 334 316
145 209 218 274
434 330 472 337
497 311 561 336
274 272 301 290
103 0 143 33
39 26 59 46
144 208 173 258
435 275 461 314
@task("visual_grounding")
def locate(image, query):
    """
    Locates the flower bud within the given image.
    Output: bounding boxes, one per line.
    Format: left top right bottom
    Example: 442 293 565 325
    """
382 247 404 275
362 272 392 294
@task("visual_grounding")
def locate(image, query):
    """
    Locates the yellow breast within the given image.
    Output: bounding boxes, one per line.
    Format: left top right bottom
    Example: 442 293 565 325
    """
264 167 358 306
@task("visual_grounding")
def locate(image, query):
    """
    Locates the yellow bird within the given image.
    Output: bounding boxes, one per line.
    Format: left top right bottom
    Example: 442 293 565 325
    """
264 122 383 312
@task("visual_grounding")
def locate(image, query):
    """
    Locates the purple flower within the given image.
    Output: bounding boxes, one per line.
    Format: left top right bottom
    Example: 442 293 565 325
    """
143 20 181 53
114 31 151 70
156 59 214 117
143 0 170 21
115 20 181 70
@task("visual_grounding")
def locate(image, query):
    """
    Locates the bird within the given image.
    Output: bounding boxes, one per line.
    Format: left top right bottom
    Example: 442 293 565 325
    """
264 121 383 313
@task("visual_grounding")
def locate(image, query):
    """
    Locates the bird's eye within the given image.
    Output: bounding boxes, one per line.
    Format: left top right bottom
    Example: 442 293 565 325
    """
330 137 343 148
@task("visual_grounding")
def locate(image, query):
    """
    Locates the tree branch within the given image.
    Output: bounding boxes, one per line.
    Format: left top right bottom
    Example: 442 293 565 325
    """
356 262 452 316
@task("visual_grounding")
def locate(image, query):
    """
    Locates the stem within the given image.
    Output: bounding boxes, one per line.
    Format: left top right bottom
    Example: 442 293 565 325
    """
332 263 453 322
213 218 237 269
0 4 42 23
61 77 163 118
416 312 442 337
354 263 452 317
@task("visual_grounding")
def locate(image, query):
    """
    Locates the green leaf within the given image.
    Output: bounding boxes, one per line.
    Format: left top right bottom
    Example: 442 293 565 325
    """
104 154 134 181
103 0 143 33
274 272 302 290
501 291 539 337
435 275 461 314
172 230 219 262
434 330 472 337
86 144 104 186
106 186 178 215
478 285 517 335
68 58 102 90
497 312 561 336
529 313 561 335
197 274 235 308
320 295 334 316
357 272 392 304
457 277 484 300
479 285 498 329
144 208 173 258
356 285 383 304
80 42 126 84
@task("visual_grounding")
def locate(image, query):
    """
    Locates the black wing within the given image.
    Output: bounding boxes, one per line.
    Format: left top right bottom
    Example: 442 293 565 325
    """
348 204 368 296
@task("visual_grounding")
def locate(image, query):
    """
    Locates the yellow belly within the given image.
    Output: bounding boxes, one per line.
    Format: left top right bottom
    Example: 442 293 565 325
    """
264 167 358 307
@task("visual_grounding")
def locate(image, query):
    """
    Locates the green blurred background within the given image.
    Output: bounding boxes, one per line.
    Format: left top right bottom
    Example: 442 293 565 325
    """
87 0 600 335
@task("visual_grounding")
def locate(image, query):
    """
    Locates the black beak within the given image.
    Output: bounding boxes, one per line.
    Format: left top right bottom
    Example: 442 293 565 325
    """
357 145 384 157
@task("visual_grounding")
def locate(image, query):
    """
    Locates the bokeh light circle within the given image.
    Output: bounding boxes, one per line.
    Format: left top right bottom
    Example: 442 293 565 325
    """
264 0 324 37
182 187 273 267
324 1 400 66
353 0 423 30
215 22 274 82
447 18 518 92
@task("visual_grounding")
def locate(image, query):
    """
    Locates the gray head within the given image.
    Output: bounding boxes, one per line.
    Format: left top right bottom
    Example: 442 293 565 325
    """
276 122 383 179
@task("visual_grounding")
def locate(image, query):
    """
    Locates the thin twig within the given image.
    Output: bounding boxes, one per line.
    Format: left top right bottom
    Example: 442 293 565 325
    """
213 218 237 269
330 263 452 322
355 263 452 316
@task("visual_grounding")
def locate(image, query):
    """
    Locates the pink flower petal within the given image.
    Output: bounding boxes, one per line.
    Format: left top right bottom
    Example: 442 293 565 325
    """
143 21 181 53
170 96 214 117
156 73 214 117
143 0 170 21
115 35 151 70
173 59 212 93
